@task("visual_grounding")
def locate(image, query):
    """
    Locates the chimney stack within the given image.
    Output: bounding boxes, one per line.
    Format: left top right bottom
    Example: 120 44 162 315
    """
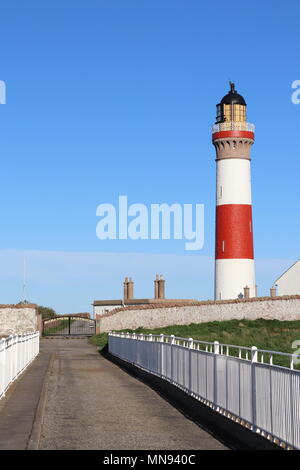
243 285 250 299
154 274 159 299
123 277 134 301
158 275 165 299
270 286 277 298
127 277 134 300
123 277 129 301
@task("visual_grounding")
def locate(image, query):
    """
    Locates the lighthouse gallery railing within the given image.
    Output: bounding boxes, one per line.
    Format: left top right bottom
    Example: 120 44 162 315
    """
212 121 255 133
109 331 300 449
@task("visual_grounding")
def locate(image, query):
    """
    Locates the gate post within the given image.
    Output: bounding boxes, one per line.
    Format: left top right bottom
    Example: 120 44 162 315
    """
68 316 71 335
95 314 101 334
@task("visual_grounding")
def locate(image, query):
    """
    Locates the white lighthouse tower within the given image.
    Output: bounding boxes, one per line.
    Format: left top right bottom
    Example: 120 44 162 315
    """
212 83 256 300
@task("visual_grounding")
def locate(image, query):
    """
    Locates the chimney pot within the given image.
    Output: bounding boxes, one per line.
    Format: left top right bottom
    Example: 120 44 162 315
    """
127 277 134 300
158 275 166 299
243 285 250 299
154 275 159 299
270 286 277 298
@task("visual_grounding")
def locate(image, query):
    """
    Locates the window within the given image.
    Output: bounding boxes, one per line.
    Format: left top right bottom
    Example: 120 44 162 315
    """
216 104 222 123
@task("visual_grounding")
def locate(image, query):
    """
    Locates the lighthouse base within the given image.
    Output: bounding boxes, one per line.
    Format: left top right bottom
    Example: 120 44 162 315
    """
215 259 255 300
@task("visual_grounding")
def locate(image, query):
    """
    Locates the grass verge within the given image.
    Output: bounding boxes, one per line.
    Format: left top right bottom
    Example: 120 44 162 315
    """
90 319 300 368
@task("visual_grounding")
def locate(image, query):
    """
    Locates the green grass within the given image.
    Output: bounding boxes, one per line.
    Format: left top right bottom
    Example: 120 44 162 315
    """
43 319 70 335
89 332 109 350
90 319 300 368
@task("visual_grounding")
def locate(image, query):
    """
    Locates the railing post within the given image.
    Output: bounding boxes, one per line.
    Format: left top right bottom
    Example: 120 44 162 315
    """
160 334 164 377
188 338 193 395
213 341 219 409
15 334 18 379
251 346 258 433
251 346 258 363
133 333 137 365
10 336 13 383
0 339 4 398
214 341 220 355
170 335 175 384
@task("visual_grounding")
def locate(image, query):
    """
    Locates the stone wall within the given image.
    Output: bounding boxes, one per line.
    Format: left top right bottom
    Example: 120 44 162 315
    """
98 295 300 333
94 304 122 317
0 304 41 336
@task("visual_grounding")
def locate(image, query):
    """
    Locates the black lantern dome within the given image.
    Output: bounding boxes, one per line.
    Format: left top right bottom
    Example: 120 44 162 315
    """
220 82 246 106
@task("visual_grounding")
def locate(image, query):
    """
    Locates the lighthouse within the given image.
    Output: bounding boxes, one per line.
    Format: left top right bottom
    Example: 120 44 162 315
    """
212 83 255 300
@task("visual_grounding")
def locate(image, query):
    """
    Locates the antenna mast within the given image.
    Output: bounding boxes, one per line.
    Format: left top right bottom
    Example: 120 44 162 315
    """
22 255 29 304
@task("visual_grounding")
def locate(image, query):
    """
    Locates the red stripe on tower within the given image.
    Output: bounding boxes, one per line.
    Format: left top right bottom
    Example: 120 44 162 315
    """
212 130 255 141
215 205 254 259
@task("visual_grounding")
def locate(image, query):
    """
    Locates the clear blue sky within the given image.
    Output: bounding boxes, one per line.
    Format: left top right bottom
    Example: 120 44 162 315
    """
0 0 299 313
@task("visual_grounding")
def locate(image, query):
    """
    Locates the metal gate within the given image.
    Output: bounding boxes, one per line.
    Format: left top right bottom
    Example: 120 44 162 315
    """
43 315 96 336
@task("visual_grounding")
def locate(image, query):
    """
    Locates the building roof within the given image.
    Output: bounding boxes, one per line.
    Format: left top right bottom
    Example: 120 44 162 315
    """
93 298 196 307
275 258 300 284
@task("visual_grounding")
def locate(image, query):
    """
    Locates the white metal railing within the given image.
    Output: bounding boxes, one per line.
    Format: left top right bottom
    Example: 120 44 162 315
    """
109 332 300 450
212 121 255 133
0 332 40 399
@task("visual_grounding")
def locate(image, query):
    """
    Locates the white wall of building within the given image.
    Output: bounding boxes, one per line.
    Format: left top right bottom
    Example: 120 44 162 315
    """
94 304 121 317
276 260 300 296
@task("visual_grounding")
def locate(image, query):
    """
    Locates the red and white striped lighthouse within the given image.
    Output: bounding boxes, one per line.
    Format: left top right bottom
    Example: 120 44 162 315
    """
212 83 255 300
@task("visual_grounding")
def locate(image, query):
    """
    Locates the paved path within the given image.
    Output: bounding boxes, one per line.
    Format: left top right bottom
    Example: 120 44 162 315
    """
0 338 227 450
0 344 52 449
